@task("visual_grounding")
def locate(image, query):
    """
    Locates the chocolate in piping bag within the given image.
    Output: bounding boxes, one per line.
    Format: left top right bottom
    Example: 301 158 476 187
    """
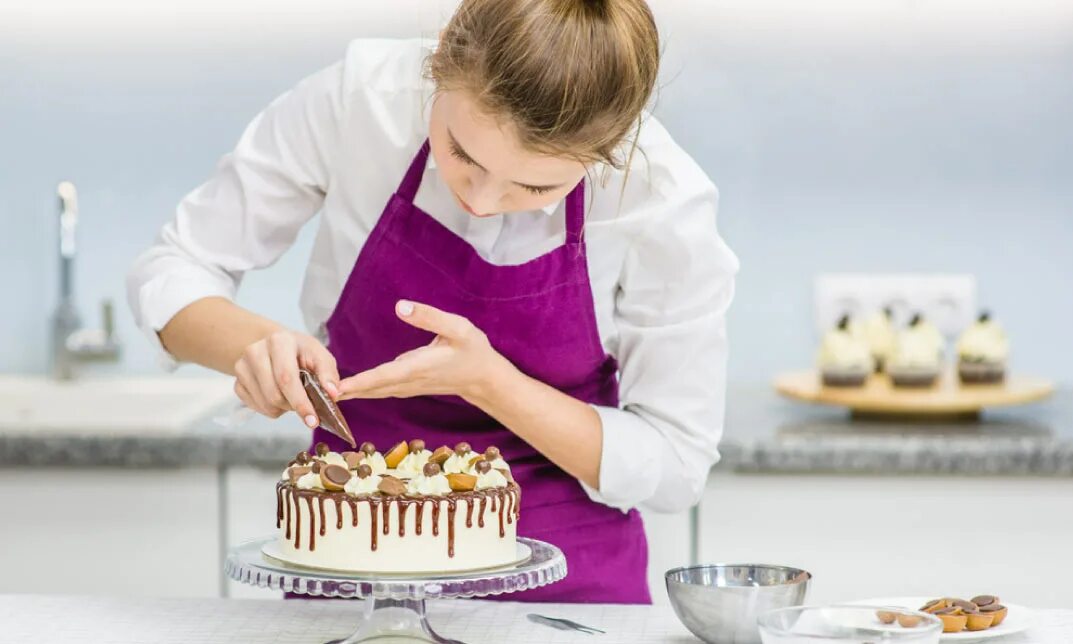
299 369 356 448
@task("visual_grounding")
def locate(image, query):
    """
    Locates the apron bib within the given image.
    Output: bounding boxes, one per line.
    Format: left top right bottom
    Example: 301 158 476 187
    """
312 140 650 603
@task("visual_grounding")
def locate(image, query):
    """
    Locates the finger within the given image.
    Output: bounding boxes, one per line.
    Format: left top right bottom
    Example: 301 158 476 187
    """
235 376 283 419
267 334 318 429
338 357 421 399
299 340 341 399
239 346 289 416
396 300 472 340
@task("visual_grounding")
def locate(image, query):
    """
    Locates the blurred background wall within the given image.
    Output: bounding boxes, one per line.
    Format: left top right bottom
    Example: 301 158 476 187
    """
2 0 1071 384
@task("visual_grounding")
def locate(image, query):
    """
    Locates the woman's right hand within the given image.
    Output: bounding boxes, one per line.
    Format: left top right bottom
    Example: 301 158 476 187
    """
232 330 341 428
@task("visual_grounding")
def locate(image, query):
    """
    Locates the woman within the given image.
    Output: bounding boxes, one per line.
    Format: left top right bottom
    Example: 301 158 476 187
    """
128 0 737 603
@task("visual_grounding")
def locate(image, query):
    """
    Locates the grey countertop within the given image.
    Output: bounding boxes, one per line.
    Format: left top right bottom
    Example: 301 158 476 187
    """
2 385 1071 475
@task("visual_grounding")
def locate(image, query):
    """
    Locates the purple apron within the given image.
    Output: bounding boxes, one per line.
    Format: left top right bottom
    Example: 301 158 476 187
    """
310 140 651 604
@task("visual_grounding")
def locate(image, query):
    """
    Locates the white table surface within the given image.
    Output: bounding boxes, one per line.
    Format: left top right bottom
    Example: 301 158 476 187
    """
0 595 1069 643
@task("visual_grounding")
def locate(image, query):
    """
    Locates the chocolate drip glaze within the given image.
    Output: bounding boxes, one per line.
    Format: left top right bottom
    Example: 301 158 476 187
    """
306 496 317 551
498 494 505 538
276 485 284 528
275 481 519 560
370 499 379 551
318 497 327 537
347 498 358 527
447 499 456 558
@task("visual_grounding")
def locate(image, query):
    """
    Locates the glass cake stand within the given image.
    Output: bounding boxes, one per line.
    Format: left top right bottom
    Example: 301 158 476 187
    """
225 536 566 644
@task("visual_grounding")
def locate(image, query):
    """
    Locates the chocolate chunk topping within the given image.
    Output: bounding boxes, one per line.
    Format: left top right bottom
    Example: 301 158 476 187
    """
971 595 998 608
299 370 356 448
484 446 500 461
949 599 976 612
475 460 492 474
322 464 351 486
377 475 407 496
287 466 311 485
310 461 322 474
423 462 442 477
355 464 373 479
409 438 426 453
295 450 311 465
978 604 1005 613
360 441 377 455
429 446 452 465
454 442 471 456
343 451 364 469
315 441 329 457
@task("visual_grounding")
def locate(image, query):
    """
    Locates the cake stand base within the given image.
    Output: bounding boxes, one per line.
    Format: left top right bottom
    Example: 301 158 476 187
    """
327 598 460 644
225 536 566 644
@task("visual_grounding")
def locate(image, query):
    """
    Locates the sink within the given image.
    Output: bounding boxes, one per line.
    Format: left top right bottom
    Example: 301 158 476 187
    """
0 375 236 434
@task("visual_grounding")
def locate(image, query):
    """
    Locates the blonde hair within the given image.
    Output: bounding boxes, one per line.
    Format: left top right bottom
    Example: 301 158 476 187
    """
427 0 660 169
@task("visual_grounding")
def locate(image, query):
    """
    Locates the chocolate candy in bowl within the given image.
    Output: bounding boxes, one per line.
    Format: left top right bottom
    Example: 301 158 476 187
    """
666 564 811 644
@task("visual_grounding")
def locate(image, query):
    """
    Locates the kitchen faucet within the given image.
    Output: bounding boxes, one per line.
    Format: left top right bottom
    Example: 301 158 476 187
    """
51 181 121 380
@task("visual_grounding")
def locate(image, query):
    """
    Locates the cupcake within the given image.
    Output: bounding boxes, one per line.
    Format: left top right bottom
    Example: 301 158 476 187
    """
887 313 943 387
957 311 1008 384
861 308 896 373
817 315 874 387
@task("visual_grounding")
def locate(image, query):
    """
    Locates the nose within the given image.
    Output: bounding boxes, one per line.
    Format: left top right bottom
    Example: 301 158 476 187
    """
465 175 505 216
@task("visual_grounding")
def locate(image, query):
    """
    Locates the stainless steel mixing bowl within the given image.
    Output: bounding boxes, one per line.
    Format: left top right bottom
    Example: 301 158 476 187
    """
666 564 811 644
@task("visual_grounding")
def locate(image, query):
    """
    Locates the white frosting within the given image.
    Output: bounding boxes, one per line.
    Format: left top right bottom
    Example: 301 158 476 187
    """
443 451 475 475
364 452 388 475
890 322 944 369
406 473 452 496
344 473 382 496
486 456 510 472
817 327 873 371
957 319 1009 362
280 467 290 481
296 471 324 491
318 452 348 469
475 468 508 490
861 310 896 362
396 450 432 477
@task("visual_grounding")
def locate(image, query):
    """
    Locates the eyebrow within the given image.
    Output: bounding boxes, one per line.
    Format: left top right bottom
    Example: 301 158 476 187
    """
447 129 565 192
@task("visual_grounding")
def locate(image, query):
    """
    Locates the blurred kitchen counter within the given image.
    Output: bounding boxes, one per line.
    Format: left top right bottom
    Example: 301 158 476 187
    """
1 385 1071 475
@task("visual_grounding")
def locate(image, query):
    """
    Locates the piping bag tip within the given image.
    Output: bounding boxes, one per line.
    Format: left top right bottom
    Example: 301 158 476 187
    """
299 369 356 448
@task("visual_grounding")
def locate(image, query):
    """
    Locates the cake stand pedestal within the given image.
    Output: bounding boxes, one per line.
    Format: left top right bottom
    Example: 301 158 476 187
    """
225 536 566 644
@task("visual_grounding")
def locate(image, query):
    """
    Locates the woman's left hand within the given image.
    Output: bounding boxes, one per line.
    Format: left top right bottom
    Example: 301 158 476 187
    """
336 300 512 404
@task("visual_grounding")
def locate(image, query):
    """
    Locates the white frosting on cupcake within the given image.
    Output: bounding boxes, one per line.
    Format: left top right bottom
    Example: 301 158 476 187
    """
406 473 452 496
817 318 874 372
890 317 944 369
443 451 476 475
344 473 382 496
296 471 324 491
957 315 1009 363
475 468 509 490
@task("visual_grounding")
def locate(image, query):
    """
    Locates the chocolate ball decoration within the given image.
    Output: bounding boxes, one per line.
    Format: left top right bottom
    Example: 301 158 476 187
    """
315 441 330 457
355 464 373 479
454 441 471 456
360 441 377 455
423 462 442 477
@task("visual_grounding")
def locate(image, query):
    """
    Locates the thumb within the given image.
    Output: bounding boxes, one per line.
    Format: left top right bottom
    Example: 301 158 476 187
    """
396 300 470 340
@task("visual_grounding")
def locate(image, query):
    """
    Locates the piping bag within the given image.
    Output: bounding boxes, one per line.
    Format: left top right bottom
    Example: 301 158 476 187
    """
213 369 356 449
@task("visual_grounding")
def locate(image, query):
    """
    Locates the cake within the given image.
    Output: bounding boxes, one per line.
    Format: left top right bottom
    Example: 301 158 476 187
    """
274 439 520 573
887 313 944 387
860 308 896 373
817 314 874 387
956 311 1008 384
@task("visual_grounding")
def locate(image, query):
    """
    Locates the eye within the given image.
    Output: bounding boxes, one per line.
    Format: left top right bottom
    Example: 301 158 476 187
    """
521 184 553 196
449 140 476 166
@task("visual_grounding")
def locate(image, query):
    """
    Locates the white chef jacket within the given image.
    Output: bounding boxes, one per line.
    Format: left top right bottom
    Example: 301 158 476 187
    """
127 38 739 514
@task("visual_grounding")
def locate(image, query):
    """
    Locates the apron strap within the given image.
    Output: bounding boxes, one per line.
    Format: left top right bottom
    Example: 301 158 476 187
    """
396 139 432 202
565 178 586 246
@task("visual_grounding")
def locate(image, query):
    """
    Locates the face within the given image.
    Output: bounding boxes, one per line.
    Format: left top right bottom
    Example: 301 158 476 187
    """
428 90 588 218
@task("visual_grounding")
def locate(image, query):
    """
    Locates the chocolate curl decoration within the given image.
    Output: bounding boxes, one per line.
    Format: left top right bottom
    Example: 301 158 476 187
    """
299 369 356 448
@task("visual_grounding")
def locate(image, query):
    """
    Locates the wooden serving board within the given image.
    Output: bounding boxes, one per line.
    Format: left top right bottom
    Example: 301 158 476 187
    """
773 370 1054 416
